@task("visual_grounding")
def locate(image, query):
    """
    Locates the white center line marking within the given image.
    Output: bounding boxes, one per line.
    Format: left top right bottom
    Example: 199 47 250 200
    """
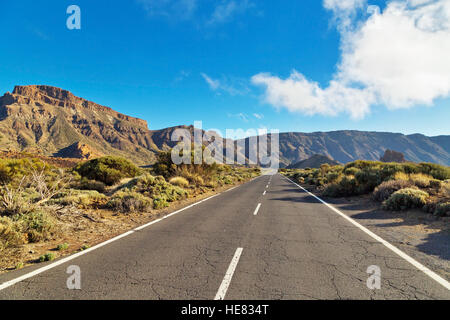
283 175 450 291
253 203 262 216
215 248 243 300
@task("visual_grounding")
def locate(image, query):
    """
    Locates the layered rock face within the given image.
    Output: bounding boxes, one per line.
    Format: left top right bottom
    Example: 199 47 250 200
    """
7 85 148 127
0 85 158 164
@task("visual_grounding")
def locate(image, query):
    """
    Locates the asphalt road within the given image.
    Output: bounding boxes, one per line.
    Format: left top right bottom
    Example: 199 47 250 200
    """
0 174 449 300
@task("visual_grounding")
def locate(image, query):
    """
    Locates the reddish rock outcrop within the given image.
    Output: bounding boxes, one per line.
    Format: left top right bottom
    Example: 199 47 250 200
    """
11 85 148 128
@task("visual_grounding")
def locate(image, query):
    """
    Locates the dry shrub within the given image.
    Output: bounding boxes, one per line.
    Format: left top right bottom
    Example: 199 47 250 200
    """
107 190 152 213
0 216 25 249
434 202 450 217
394 172 410 181
169 176 189 187
0 210 55 249
372 180 414 202
48 190 107 208
409 173 432 188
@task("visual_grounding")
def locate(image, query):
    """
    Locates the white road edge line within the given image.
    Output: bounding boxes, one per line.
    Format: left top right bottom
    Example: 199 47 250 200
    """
282 175 450 291
253 203 262 216
214 248 243 300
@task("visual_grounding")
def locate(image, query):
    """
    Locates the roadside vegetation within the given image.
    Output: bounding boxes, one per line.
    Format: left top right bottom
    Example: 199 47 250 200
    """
0 152 260 270
280 161 450 217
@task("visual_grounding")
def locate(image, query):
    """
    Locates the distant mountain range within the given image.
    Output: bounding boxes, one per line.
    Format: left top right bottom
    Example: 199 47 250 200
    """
0 85 449 166
252 130 450 167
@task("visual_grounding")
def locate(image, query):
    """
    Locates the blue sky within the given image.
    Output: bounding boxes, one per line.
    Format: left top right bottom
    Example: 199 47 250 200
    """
0 0 449 137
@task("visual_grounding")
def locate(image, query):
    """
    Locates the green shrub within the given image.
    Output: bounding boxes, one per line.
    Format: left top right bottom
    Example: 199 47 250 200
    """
0 158 53 184
382 188 429 211
39 252 55 262
76 178 106 193
345 160 383 171
354 168 383 194
0 210 55 247
429 179 442 190
379 163 407 178
57 243 69 251
344 167 360 176
107 190 152 213
326 172 341 183
372 180 414 202
401 163 421 175
434 202 450 217
153 196 169 209
323 176 358 197
74 156 141 186
17 210 55 243
125 174 188 202
418 163 450 180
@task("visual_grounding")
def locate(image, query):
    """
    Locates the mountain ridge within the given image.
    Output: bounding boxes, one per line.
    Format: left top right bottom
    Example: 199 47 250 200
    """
0 85 449 166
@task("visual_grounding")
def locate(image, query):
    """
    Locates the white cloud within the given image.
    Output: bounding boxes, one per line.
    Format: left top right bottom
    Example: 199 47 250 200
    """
253 113 264 119
201 73 220 90
324 0 365 12
201 73 250 95
252 0 450 119
207 0 254 25
252 71 374 119
228 112 249 122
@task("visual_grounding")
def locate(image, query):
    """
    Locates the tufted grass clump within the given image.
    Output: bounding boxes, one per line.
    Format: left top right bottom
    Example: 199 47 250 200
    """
169 176 189 187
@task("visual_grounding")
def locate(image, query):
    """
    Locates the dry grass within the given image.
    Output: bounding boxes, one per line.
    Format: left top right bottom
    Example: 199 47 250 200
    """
409 173 432 188
169 176 189 187
394 172 410 181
